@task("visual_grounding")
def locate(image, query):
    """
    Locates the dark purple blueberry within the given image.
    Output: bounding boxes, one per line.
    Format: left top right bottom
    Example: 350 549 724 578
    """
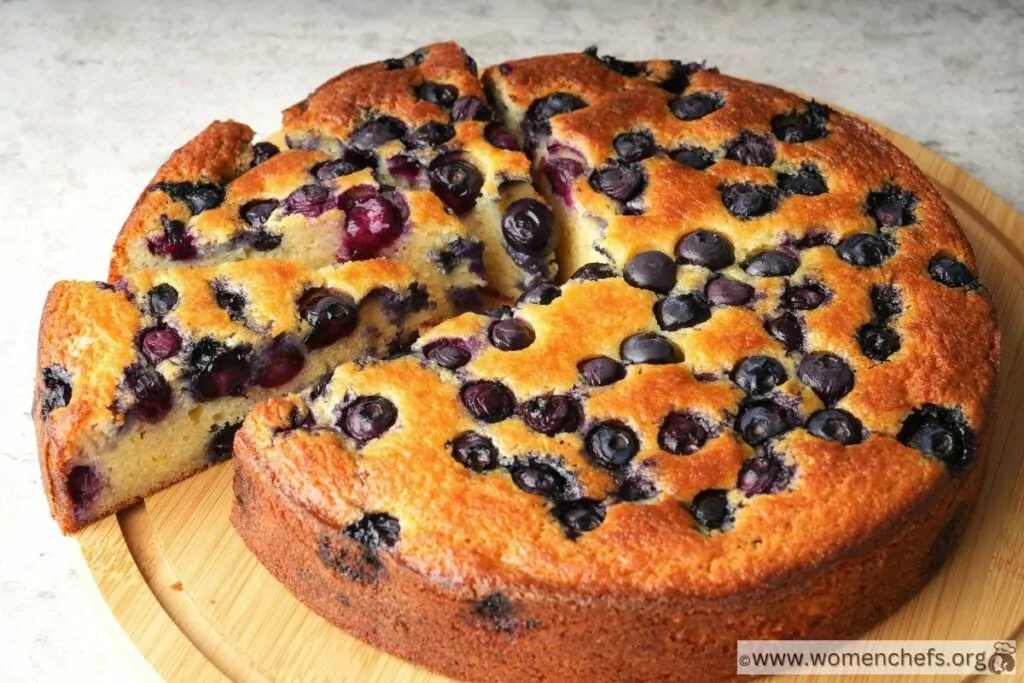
835 234 894 267
517 283 561 306
623 251 676 294
251 141 280 167
724 131 775 167
147 216 197 261
578 356 626 386
858 323 901 361
39 365 72 417
736 453 791 496
140 326 182 363
897 404 976 472
521 394 580 435
338 186 404 259
543 155 586 204
589 163 646 203
871 285 903 321
67 465 102 508
386 154 424 186
255 336 305 388
415 81 459 108
777 165 828 196
312 158 358 183
586 422 639 470
429 153 483 214
451 96 492 122
378 283 429 325
191 344 252 401
384 57 405 70
583 46 641 76
670 145 715 170
867 185 916 228
720 183 779 219
613 131 656 162
743 250 798 277
424 339 471 369
705 276 754 306
569 262 615 281
657 59 707 92
299 288 358 349
785 229 836 250
524 92 588 140
502 198 554 254
462 49 478 76
350 116 407 150
283 183 333 218
341 396 397 442
732 356 787 395
658 412 709 455
240 199 279 228
689 489 731 530
450 431 499 472
735 398 799 445
483 122 520 150
489 318 535 351
124 365 172 421
209 420 243 463
147 283 179 317
553 498 606 539
770 102 831 143
406 122 455 148
345 512 401 551
929 256 977 288
783 282 830 310
676 230 734 270
797 352 854 405
212 282 247 322
669 92 723 121
655 293 710 331
807 409 864 445
618 472 657 502
431 237 484 276
511 461 569 498
152 181 225 215
765 313 804 352
620 333 680 365
461 381 515 423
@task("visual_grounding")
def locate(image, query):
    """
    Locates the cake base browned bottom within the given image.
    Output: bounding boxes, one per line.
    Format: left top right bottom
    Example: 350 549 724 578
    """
230 434 983 683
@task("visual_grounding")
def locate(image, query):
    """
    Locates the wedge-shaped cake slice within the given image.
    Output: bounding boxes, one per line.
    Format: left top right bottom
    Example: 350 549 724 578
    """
36 254 480 533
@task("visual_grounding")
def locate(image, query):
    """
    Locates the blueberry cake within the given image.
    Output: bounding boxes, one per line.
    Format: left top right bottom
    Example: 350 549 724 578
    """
229 47 999 682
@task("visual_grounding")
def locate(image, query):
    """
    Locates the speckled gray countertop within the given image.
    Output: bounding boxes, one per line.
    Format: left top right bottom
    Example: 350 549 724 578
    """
1 0 1021 680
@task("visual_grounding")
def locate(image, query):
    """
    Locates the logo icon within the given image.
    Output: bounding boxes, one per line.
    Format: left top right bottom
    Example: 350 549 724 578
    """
988 641 1016 675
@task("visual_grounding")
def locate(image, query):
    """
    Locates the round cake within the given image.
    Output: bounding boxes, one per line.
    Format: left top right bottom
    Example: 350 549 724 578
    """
34 41 999 682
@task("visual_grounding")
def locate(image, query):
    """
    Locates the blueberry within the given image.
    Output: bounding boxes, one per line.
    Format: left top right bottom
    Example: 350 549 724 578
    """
743 251 798 277
543 155 586 203
213 283 247 322
897 404 976 472
670 146 715 171
569 262 616 281
669 92 723 121
147 216 197 261
807 409 864 445
424 339 471 369
777 164 828 196
39 365 72 417
724 131 775 167
489 319 535 351
770 102 831 143
299 288 359 349
406 122 455 148
350 116 407 150
240 199 279 228
451 96 492 122
797 353 854 405
67 465 102 508
124 365 173 421
386 154 424 185
209 420 243 463
689 489 731 529
617 472 658 502
783 282 829 310
511 462 568 498
624 251 676 293
429 153 483 214
191 344 252 401
735 399 799 446
835 234 893 267
251 141 280 167
658 412 709 455
586 422 639 470
620 333 680 365
676 230 734 270
521 394 580 435
337 186 404 259
583 46 641 76
461 381 516 423
589 163 646 203
483 122 520 150
283 183 333 218
449 431 499 472
658 59 707 93
732 356 787 395
736 453 791 496
517 283 561 306
312 158 358 184
705 277 754 306
415 81 458 108
866 186 916 228
502 198 554 254
342 396 398 441
720 183 779 219
929 256 977 288
147 283 179 317
655 293 710 331
553 498 606 539
344 512 401 550
870 285 903 321
613 131 656 162
140 326 181 363
255 336 305 388
858 323 901 361
765 313 804 352
152 181 225 215
523 92 588 145
578 356 626 386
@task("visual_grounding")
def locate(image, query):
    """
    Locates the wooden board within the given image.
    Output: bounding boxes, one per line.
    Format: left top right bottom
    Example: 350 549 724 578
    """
76 123 1024 683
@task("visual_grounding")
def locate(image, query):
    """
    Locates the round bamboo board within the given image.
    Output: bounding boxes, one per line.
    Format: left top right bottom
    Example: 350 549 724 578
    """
75 121 1024 683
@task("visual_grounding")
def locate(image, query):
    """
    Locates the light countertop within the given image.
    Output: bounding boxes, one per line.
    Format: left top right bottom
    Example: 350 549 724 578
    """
1 0 1021 680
